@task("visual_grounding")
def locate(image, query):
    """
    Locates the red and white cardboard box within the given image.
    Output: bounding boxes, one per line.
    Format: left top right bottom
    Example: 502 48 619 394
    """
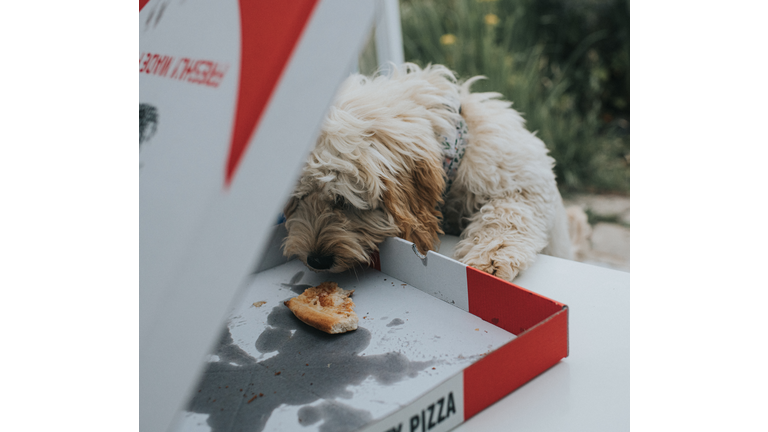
169 227 568 432
140 1 568 432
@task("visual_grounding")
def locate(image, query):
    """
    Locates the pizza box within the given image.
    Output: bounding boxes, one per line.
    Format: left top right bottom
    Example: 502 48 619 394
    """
140 1 568 431
168 225 569 432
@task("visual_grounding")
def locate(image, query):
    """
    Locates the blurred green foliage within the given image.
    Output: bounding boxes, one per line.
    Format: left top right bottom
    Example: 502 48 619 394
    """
362 0 630 195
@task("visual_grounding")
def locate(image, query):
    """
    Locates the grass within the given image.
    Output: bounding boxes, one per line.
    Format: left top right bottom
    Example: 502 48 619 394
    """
361 0 630 195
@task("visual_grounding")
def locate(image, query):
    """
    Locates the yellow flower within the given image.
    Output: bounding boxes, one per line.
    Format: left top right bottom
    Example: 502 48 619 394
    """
440 34 456 45
484 14 500 26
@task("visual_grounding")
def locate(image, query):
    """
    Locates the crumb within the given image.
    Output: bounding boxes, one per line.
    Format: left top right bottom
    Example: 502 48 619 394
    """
259 393 264 397
275 371 281 376
247 395 258 404
432 367 436 370
475 328 479 331
252 301 267 307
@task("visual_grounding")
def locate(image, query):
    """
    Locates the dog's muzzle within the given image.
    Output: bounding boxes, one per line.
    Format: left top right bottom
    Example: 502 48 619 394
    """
306 253 334 271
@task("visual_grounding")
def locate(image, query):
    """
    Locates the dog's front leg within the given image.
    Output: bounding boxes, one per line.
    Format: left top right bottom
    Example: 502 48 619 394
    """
453 197 551 281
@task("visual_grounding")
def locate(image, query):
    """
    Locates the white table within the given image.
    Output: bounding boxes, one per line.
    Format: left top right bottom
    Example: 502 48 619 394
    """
446 252 630 431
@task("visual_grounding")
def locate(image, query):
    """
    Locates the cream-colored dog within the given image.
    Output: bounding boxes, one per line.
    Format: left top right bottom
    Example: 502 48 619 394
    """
283 64 582 281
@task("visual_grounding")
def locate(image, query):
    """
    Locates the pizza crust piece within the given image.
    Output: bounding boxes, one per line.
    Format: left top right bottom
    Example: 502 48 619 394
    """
284 282 358 334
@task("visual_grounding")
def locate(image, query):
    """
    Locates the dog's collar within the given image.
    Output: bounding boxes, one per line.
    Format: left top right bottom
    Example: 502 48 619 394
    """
439 113 468 195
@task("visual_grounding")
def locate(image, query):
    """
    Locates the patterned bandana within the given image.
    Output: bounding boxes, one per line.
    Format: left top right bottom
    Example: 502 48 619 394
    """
439 115 468 196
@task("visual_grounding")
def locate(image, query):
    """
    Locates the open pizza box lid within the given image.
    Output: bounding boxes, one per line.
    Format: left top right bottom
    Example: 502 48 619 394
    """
139 1 568 432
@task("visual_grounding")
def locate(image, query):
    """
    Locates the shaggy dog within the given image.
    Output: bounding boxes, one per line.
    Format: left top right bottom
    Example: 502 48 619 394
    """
282 64 582 281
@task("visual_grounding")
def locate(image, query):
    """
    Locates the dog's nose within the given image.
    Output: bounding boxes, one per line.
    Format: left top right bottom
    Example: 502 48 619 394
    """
307 253 334 270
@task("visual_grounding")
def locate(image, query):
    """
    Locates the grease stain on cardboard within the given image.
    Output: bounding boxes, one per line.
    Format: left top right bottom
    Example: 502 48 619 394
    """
187 303 433 432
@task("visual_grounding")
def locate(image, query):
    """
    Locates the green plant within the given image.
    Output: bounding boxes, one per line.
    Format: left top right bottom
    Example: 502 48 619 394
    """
394 0 629 194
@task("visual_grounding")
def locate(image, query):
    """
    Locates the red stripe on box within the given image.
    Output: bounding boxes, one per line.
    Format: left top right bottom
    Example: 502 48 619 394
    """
463 306 569 420
225 0 320 186
466 266 564 335
139 0 150 11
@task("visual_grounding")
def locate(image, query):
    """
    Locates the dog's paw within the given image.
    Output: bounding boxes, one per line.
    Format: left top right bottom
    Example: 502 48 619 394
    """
462 256 520 281
456 245 521 281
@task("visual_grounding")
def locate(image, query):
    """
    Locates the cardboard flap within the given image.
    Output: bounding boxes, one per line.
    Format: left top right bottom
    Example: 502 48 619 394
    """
378 236 470 311
139 2 376 432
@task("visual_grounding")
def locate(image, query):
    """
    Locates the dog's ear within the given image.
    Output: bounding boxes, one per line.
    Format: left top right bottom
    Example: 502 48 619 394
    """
383 157 445 255
283 196 299 218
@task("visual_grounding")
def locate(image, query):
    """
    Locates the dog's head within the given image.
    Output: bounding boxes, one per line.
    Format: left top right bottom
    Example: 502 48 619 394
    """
282 64 462 273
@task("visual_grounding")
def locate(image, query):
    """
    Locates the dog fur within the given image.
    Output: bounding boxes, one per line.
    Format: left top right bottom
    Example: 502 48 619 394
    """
282 63 582 281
